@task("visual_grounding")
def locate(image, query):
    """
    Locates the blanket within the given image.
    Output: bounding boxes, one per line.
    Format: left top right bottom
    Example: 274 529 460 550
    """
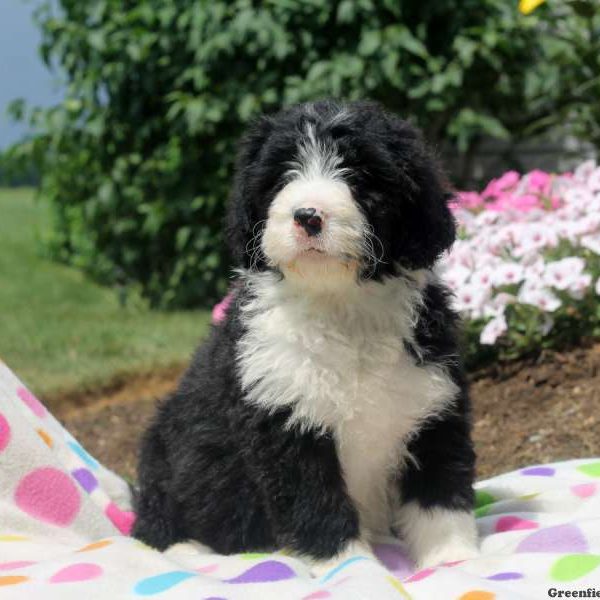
1 359 600 599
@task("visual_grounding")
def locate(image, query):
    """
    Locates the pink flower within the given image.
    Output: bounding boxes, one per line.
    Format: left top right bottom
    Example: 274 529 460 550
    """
526 169 551 195
453 283 489 318
484 292 516 318
509 194 541 212
443 264 471 291
542 257 586 291
212 292 233 323
518 286 561 312
580 234 600 255
567 274 592 300
492 262 525 287
481 171 520 199
480 314 508 345
588 167 600 192
456 191 483 209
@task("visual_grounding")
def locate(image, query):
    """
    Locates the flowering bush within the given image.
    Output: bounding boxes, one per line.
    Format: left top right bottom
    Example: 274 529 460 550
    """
442 161 600 368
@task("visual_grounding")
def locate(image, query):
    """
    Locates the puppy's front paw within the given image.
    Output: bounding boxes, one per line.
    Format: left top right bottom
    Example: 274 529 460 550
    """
394 502 479 569
416 539 479 569
163 540 212 568
308 540 378 579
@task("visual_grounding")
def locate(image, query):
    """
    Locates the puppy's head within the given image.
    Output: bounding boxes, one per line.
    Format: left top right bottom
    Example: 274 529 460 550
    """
227 100 455 288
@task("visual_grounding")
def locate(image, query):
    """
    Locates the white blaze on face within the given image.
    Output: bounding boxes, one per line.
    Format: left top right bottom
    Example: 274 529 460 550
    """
260 126 368 286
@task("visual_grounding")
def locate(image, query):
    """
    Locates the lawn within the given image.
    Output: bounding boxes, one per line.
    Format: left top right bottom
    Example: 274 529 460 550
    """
0 188 210 399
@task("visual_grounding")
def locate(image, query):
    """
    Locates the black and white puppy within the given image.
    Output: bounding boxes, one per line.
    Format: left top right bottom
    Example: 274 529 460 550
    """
133 100 478 573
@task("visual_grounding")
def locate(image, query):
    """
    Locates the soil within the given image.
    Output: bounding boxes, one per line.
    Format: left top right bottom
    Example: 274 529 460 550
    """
52 344 600 483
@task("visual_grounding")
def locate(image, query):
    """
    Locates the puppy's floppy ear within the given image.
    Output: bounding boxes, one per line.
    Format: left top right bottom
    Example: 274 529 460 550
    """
382 114 456 270
225 116 274 268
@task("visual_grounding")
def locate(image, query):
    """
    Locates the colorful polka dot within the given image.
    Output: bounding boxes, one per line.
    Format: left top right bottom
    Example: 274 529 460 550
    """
550 554 600 582
302 591 331 599
196 563 219 574
0 535 28 542
14 467 80 527
37 428 53 448
474 490 496 517
521 466 555 477
572 483 598 498
78 539 113 553
50 563 103 583
495 516 538 533
225 560 296 584
474 490 496 508
134 571 196 596
17 387 46 418
67 441 99 470
72 468 98 493
373 543 414 579
105 501 136 534
516 524 587 553
486 572 523 581
239 552 270 560
459 592 495 600
0 561 35 571
386 576 411 599
577 462 600 478
0 575 29 586
0 413 10 452
405 567 435 582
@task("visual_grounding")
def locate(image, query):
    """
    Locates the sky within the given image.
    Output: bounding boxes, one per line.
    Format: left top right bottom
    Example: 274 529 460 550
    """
0 1 61 149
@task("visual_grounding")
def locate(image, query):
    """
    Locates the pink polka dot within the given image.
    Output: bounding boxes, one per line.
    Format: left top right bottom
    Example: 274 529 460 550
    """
105 501 136 534
15 467 80 527
405 567 436 582
303 591 332 599
0 414 10 452
495 516 538 533
572 483 598 499
0 561 35 571
16 388 46 419
196 563 219 574
50 563 103 583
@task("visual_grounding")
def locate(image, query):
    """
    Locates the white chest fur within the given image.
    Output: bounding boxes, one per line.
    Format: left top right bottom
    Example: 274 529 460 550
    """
236 271 457 535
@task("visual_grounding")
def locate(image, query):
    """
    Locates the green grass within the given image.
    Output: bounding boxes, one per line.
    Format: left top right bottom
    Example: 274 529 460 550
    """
0 188 210 398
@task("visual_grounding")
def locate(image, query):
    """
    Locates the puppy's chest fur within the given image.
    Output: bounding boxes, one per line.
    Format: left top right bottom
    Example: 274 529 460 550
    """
237 273 457 533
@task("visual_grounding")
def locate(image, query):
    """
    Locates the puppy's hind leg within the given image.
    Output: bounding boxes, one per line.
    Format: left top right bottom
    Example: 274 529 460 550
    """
132 421 184 551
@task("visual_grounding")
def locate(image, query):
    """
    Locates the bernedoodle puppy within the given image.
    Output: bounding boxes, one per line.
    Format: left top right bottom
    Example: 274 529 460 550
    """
132 100 478 574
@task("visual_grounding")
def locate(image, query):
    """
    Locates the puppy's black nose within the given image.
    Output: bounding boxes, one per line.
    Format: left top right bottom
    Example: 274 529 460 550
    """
293 207 322 236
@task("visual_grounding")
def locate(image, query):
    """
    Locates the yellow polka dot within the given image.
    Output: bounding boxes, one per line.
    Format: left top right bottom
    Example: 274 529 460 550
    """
518 493 539 501
459 591 495 600
0 575 29 586
37 428 53 448
78 539 113 552
0 535 28 542
387 575 412 599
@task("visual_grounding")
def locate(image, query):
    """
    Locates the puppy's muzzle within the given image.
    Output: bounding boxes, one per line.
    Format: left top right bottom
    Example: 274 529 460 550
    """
293 207 322 237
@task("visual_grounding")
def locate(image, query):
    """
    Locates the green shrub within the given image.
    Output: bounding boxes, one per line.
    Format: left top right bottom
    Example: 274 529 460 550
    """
18 0 597 308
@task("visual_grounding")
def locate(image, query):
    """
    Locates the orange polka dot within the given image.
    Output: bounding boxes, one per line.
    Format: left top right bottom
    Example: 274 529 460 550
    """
0 575 29 586
459 591 495 600
37 429 53 448
78 539 112 552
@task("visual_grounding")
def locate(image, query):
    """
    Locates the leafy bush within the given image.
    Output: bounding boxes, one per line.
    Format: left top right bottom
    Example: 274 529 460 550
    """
444 161 600 369
19 0 598 307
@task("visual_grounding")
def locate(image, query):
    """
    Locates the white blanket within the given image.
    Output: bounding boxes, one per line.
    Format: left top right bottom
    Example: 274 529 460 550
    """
1 360 600 598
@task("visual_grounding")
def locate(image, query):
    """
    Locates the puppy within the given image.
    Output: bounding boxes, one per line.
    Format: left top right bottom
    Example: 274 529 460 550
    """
133 100 478 572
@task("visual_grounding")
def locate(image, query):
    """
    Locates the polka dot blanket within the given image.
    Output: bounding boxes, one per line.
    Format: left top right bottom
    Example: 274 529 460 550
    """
1 361 600 599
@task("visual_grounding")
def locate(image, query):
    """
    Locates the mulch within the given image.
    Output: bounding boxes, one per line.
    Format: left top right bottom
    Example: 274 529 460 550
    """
52 343 600 482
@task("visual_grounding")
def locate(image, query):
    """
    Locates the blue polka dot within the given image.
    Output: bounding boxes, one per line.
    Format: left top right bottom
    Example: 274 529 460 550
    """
134 571 196 596
68 441 99 470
